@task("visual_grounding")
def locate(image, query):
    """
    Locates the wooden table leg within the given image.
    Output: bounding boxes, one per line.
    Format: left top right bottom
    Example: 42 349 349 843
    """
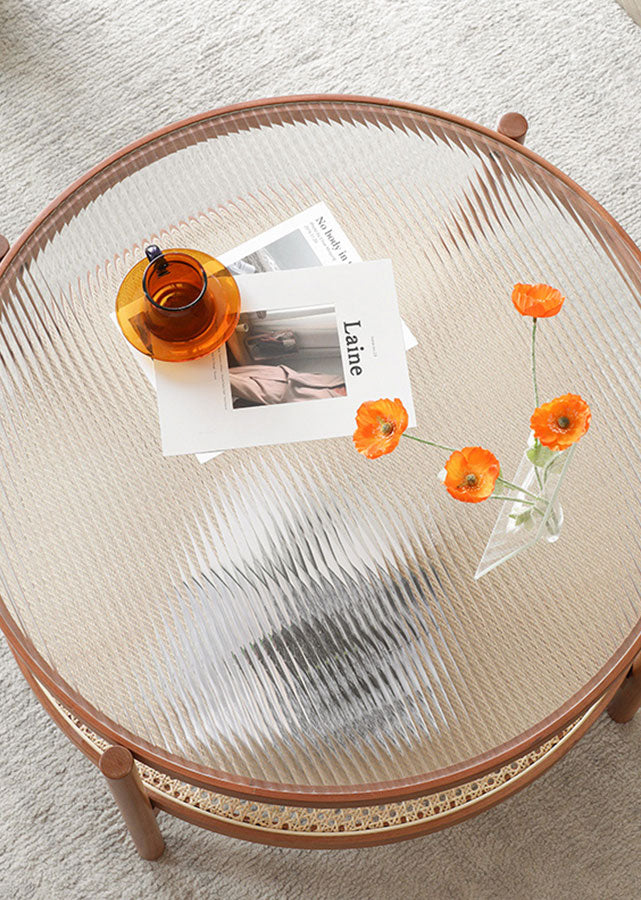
100 745 165 860
607 653 641 723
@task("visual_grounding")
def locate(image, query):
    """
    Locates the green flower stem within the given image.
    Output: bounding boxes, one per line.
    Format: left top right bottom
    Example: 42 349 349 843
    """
531 317 539 409
402 434 456 453
495 478 541 501
491 495 539 505
533 458 545 489
534 464 545 492
492 496 550 520
530 316 546 492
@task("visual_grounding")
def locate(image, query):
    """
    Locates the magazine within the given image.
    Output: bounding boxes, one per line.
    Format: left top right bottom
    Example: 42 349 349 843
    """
114 202 417 459
155 259 416 455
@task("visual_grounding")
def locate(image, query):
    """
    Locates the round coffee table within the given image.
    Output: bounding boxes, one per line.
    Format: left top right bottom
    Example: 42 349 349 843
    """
1 96 640 859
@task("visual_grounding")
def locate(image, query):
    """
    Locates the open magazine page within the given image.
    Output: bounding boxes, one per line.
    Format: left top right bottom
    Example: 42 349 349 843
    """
219 201 417 351
190 202 416 461
192 201 369 462
220 201 360 271
155 260 416 455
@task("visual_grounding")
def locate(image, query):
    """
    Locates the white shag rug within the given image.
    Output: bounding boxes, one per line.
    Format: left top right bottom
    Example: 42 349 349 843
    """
1 1 640 897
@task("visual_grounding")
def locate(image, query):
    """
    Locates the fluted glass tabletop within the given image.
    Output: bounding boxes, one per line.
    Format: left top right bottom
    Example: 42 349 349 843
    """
1 97 640 803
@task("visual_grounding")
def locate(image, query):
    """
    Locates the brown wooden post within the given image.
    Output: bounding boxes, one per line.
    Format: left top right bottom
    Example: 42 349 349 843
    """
496 112 528 145
0 235 9 262
607 652 641 723
100 745 165 859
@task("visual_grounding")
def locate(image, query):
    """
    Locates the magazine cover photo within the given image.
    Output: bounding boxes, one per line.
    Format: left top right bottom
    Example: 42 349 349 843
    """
225 304 347 409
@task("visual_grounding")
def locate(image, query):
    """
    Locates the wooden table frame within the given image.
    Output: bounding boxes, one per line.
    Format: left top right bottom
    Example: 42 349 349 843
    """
1 96 641 859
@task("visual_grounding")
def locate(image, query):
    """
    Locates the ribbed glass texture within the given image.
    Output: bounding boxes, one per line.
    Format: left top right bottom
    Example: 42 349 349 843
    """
1 100 640 797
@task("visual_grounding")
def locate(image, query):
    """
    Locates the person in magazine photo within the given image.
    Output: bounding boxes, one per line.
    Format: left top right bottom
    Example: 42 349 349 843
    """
225 305 347 408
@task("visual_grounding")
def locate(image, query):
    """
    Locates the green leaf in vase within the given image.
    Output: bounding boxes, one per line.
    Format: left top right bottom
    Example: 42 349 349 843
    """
526 443 556 468
543 452 566 476
509 509 534 527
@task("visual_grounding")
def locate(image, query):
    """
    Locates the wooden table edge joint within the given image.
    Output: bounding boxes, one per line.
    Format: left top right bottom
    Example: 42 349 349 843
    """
496 111 528 144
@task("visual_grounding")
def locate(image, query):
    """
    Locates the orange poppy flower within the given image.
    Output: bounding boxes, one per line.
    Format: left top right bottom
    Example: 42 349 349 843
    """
442 447 500 503
512 283 565 318
353 398 409 459
530 393 591 451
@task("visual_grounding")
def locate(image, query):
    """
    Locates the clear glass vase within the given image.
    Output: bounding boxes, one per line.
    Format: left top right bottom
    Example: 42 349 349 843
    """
475 439 576 579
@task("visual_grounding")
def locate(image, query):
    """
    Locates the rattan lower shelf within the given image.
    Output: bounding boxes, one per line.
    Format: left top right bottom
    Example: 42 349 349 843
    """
37 672 605 850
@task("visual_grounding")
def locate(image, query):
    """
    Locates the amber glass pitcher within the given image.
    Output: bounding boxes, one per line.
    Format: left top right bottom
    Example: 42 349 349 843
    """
116 246 240 362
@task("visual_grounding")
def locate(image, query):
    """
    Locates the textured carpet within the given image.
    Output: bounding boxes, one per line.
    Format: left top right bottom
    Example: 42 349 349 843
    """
619 0 641 25
1 1 641 898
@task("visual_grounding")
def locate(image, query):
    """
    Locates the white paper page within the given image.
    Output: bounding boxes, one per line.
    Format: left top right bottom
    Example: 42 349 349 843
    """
217 201 417 351
156 260 415 456
219 201 360 269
